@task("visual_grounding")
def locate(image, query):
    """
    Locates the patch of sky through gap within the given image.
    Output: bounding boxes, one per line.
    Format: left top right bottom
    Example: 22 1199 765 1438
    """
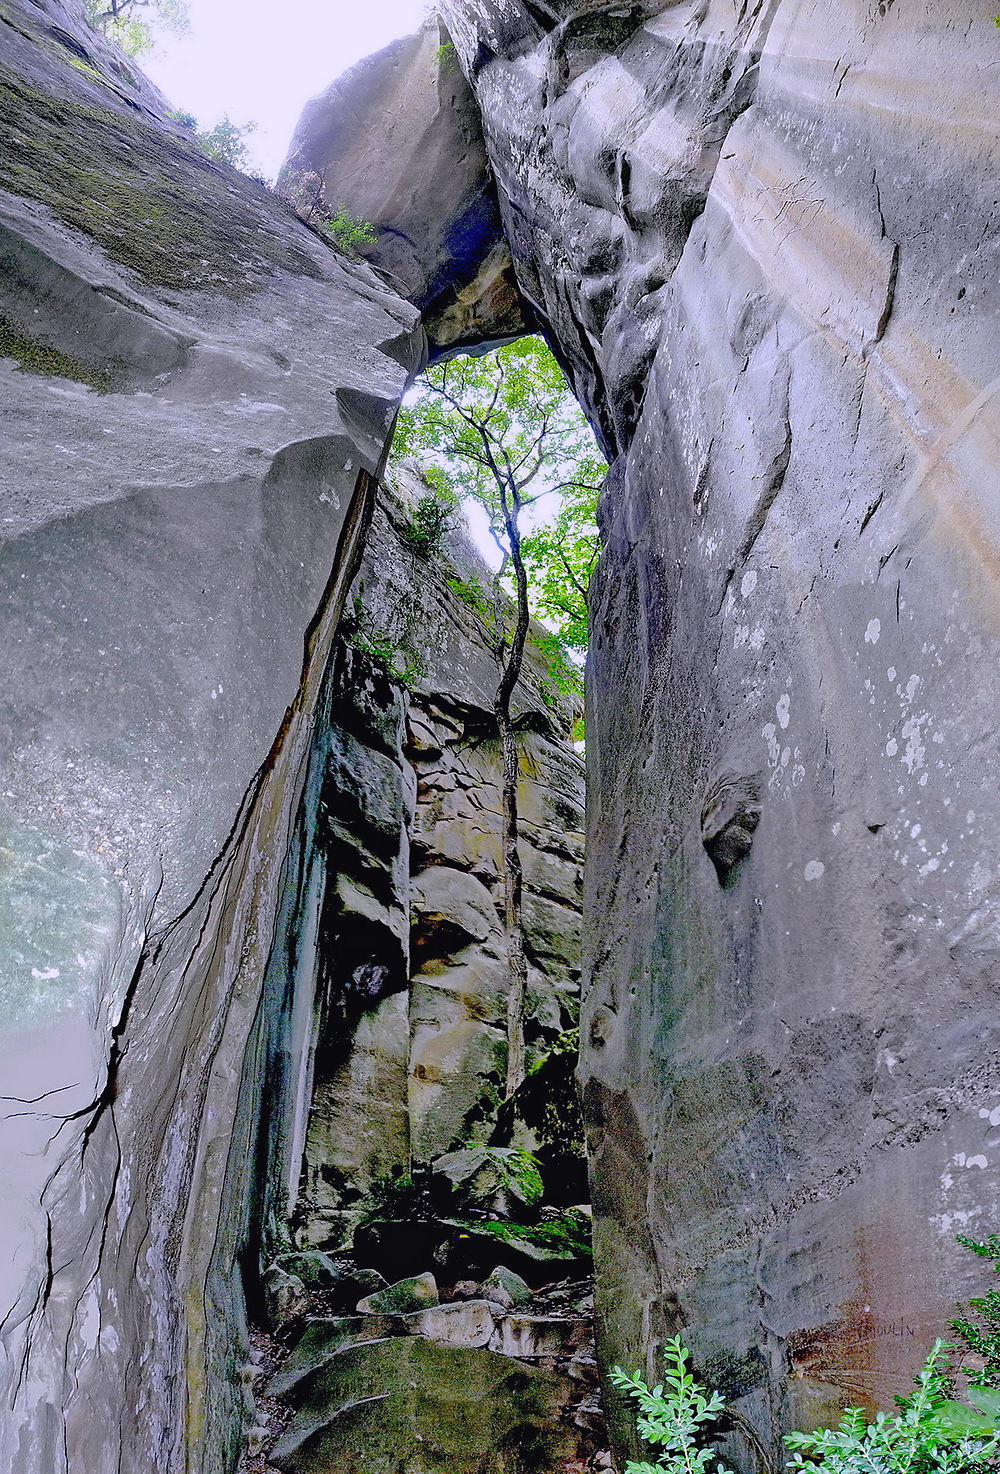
142 0 433 180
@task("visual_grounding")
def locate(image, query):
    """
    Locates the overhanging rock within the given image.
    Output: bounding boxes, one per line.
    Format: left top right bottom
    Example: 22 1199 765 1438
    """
282 17 529 358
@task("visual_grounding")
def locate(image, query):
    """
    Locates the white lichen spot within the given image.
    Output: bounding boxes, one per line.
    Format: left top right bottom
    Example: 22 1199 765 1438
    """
31 966 60 980
967 1155 988 1170
762 722 780 767
741 570 758 597
776 693 791 730
865 618 881 644
911 824 921 838
905 674 921 703
901 714 926 773
804 860 826 881
886 738 899 757
887 666 897 681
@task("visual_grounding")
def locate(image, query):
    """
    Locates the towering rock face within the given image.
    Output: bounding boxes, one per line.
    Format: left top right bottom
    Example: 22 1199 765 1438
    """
286 479 585 1248
0 3 424 1469
282 18 528 356
429 0 1000 1459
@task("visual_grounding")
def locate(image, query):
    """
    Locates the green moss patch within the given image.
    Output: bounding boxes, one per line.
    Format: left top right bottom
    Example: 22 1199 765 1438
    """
0 312 124 390
0 73 322 296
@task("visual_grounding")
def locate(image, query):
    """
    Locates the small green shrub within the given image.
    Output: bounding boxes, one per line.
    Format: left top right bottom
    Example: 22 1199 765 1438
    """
612 1337 732 1474
446 575 497 626
400 490 458 557
786 1341 999 1472
171 110 256 170
612 1338 1000 1474
435 40 459 72
951 1235 1000 1387
325 206 379 255
345 597 426 688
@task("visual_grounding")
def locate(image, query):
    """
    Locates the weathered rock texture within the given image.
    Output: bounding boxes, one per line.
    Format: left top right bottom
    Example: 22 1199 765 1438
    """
282 18 528 356
254 1277 602 1474
427 0 1000 1461
0 3 423 1469
283 476 585 1249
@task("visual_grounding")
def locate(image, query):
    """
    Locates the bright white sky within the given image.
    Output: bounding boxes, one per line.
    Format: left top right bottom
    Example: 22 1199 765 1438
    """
143 0 431 179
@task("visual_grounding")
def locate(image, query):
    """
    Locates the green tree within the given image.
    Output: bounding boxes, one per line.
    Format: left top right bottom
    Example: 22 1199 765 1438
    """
173 112 257 171
521 482 600 655
393 336 604 1094
83 0 188 57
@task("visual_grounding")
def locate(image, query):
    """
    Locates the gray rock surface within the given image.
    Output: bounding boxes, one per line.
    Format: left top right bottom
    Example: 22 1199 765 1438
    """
428 0 1000 1461
357 1270 440 1314
294 472 585 1237
268 1335 585 1474
282 17 527 356
0 3 422 1469
478 1265 535 1309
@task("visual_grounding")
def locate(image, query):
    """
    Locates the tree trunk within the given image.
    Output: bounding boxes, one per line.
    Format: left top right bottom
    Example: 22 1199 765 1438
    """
495 489 531 1097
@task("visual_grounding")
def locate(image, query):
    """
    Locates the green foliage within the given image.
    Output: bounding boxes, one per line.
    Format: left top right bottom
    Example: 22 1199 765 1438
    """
393 338 603 572
951 1236 1000 1388
471 1208 593 1259
521 482 599 655
325 205 380 255
83 0 187 56
172 111 256 170
436 40 459 72
434 1144 544 1207
612 1336 733 1474
345 596 426 688
786 1342 999 1473
529 628 584 710
392 337 602 734
400 487 459 558
613 1339 1000 1474
445 574 498 627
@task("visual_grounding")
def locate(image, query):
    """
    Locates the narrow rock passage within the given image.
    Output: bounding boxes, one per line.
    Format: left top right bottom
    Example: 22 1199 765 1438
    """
235 475 601 1472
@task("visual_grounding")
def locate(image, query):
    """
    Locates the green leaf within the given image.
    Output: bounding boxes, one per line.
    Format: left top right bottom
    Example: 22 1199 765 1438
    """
968 1387 1000 1418
930 1401 996 1435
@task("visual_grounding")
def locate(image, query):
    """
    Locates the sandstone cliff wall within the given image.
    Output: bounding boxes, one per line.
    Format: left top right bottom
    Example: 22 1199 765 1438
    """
429 0 1000 1459
0 4 424 1468
286 480 585 1248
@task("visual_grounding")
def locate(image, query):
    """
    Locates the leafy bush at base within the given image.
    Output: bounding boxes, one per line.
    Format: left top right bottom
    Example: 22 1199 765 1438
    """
612 1337 1000 1474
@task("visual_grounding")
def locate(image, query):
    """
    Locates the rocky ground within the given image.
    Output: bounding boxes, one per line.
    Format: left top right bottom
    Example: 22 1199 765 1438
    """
238 1249 611 1474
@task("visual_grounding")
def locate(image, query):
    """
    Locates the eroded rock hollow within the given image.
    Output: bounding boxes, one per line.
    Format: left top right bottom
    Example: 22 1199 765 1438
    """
1 0 998 1470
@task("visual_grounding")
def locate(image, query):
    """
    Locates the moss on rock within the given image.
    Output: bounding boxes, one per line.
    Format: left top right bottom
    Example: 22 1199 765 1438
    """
0 312 124 390
0 74 323 296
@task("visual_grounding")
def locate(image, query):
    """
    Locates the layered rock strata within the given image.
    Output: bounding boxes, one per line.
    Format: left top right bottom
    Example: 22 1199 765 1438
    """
422 0 1000 1461
280 476 585 1248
